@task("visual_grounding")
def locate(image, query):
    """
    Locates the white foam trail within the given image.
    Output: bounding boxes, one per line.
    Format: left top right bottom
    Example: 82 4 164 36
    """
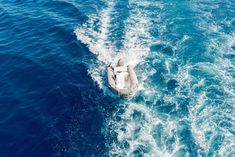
75 1 116 61
105 1 187 156
181 1 235 156
108 103 182 157
119 0 163 66
75 0 235 156
74 0 157 90
75 1 116 89
74 0 160 90
175 60 235 156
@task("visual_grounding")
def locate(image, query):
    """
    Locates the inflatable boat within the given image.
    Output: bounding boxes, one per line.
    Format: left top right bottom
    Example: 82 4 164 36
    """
107 58 138 98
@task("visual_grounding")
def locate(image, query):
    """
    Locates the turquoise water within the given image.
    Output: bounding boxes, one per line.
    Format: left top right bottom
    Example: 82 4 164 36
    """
0 0 235 156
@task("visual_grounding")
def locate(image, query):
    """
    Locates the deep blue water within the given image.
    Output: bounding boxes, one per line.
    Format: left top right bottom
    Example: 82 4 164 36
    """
0 0 235 157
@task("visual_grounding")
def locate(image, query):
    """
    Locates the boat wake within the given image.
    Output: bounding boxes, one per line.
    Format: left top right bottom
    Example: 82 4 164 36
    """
75 0 235 156
74 0 158 90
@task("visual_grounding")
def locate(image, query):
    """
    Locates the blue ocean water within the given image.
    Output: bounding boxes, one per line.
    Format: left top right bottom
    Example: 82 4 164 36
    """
0 0 235 157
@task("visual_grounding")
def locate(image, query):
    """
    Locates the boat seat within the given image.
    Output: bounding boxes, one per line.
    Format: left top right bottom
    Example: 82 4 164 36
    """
114 66 127 74
116 72 128 89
